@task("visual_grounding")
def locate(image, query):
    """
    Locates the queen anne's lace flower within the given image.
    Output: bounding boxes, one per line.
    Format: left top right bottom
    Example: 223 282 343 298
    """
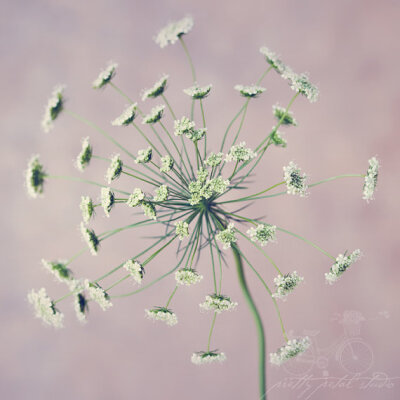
74 292 88 323
188 172 230 206
225 142 257 163
186 128 207 142
325 250 361 284
25 155 46 198
283 161 308 196
205 152 223 167
142 75 168 101
283 69 319 103
270 130 287 148
270 337 311 365
175 220 189 240
106 154 123 183
135 147 152 164
80 196 94 224
259 46 287 74
145 307 178 326
155 16 193 48
234 84 266 98
153 185 169 202
160 155 174 173
175 268 203 286
273 105 297 126
85 280 112 310
174 116 196 136
76 137 93 171
183 84 212 99
41 84 65 133
112 103 137 126
216 223 237 249
272 272 304 299
142 105 165 124
362 157 379 202
191 351 226 365
200 294 238 313
141 201 157 220
123 259 145 284
101 187 115 217
80 222 99 255
247 224 276 246
127 188 145 207
92 62 118 89
42 259 73 283
28 288 64 328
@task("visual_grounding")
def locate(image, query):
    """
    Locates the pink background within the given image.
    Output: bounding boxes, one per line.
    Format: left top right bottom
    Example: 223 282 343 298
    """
1 1 399 399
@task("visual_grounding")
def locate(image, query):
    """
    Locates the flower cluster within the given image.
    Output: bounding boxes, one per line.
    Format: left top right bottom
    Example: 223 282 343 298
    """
92 62 118 89
155 16 193 48
363 157 379 202
106 154 123 183
247 224 276 246
142 105 165 124
225 142 257 162
142 75 169 100
184 84 212 99
25 155 46 198
145 307 178 326
199 294 238 313
41 84 65 133
112 103 137 126
123 259 145 284
283 161 308 196
272 272 304 299
191 351 226 365
216 223 237 249
76 137 93 171
325 250 361 284
234 84 266 98
175 268 203 286
270 337 311 365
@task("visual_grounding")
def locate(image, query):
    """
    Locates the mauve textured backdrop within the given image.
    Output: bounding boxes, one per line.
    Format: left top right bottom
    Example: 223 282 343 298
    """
1 0 399 399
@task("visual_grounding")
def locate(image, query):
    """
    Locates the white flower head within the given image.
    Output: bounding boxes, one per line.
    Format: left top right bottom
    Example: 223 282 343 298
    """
41 84 65 133
200 294 238 313
270 130 287 148
145 307 177 326
112 103 138 126
325 249 361 284
123 259 145 284
183 84 212 100
25 155 46 198
191 351 226 365
216 223 237 249
27 288 64 328
142 104 165 124
273 104 297 126
141 201 157 220
76 137 93 171
174 116 195 136
225 142 257 163
205 152 224 167
41 259 73 283
80 222 99 255
247 224 276 246
154 16 194 48
272 271 304 299
160 155 174 173
207 177 230 195
283 69 319 103
153 185 169 202
234 84 266 98
80 196 95 224
85 280 112 311
362 157 379 202
135 147 152 164
270 337 311 365
101 187 115 217
127 188 145 207
186 128 207 142
175 220 189 240
142 75 169 101
106 154 123 183
92 62 118 89
283 161 308 197
175 268 203 286
259 46 287 74
74 292 88 323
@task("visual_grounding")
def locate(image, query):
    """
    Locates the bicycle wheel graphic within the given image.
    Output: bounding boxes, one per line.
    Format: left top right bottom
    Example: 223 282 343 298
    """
337 338 373 374
282 349 315 376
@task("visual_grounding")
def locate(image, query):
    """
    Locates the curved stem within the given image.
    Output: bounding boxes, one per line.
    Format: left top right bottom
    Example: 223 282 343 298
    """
232 245 266 399
179 36 196 82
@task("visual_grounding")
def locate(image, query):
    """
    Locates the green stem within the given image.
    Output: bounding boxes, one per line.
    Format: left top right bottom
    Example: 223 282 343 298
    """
207 312 218 352
200 99 207 158
165 285 178 308
276 227 336 260
179 36 196 82
232 245 266 399
109 82 135 104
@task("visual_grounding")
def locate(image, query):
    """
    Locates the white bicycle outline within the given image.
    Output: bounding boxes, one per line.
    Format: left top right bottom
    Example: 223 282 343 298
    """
282 310 377 376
